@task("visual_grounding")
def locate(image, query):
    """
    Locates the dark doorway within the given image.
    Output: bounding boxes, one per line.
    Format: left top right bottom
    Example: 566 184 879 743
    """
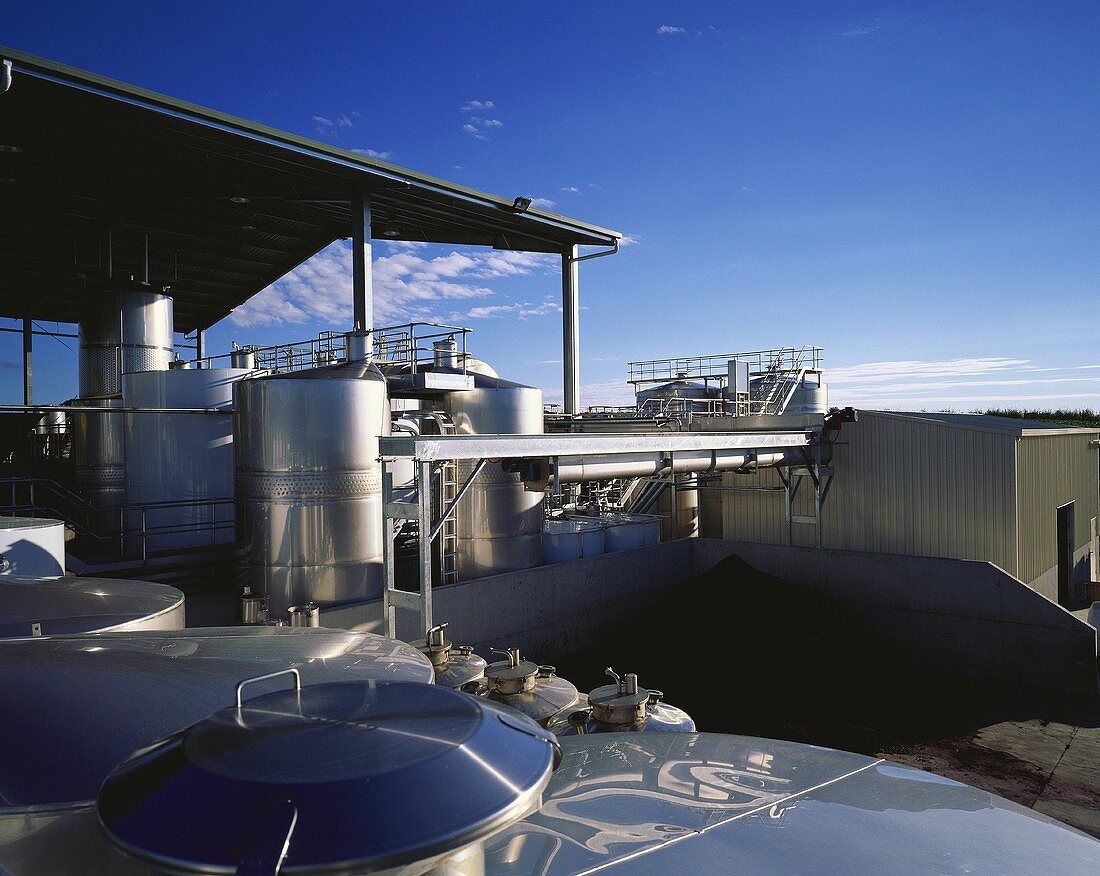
1057 501 1075 606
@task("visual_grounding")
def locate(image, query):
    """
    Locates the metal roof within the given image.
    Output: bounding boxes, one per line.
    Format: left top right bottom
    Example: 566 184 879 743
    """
862 410 1100 437
0 47 620 333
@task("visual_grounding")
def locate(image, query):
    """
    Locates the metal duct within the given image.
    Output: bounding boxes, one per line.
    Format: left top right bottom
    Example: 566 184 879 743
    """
546 447 803 484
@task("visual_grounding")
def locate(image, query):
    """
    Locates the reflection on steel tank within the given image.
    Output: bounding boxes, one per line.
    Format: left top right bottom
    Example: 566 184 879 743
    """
123 368 253 555
444 372 544 579
234 358 389 615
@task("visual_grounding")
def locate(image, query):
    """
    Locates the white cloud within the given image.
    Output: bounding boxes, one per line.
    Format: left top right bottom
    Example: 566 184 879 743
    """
560 186 580 193
656 25 686 35
542 379 635 407
229 242 558 328
352 148 393 160
842 22 882 38
312 115 333 126
827 357 1100 410
463 116 503 138
530 197 556 209
460 298 561 320
461 100 495 112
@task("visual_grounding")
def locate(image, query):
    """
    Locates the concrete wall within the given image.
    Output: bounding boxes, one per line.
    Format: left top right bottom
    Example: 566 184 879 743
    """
695 539 1098 694
327 539 696 660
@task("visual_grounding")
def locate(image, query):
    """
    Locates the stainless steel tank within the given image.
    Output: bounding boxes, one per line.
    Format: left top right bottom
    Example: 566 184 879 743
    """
78 289 174 398
235 359 389 615
636 379 718 415
547 668 695 736
0 627 434 876
70 397 125 536
123 367 252 554
0 575 185 637
463 646 581 727
444 372 544 579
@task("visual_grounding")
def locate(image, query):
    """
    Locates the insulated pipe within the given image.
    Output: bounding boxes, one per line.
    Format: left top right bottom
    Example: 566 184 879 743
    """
351 192 372 333
546 446 805 484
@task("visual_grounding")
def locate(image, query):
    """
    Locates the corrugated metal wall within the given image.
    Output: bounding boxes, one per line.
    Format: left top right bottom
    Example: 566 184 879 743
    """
721 411 1020 575
1016 433 1100 585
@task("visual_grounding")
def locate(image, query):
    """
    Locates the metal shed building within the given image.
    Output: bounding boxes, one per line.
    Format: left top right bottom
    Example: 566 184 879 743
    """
717 411 1100 604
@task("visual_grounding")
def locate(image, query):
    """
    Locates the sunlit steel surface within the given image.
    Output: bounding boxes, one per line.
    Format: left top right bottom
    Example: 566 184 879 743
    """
78 289 174 398
235 360 389 614
70 397 125 534
444 373 545 579
98 681 559 874
0 575 184 638
0 627 433 875
123 367 252 553
0 517 65 577
483 733 1100 873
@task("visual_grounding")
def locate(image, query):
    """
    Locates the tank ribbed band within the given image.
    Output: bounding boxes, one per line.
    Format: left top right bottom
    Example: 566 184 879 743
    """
236 470 382 501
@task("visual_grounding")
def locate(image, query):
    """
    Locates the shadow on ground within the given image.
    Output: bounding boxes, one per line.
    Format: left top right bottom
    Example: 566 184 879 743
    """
554 554 1100 837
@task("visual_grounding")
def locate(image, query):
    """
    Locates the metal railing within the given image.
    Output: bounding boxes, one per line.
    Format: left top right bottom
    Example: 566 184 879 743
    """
1 477 233 564
194 322 473 375
627 345 823 385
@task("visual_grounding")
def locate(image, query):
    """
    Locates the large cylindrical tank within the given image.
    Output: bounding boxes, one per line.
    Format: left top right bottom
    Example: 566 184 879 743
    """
70 397 125 536
123 368 252 554
636 379 718 415
444 373 544 579
78 289 174 398
235 360 389 614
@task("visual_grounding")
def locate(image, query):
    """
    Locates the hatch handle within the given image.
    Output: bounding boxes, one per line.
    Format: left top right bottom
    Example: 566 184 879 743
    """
236 667 302 708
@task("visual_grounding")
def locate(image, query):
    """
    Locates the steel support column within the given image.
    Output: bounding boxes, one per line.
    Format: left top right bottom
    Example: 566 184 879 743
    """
195 329 206 365
21 318 31 405
417 459 434 636
351 192 372 333
562 245 579 414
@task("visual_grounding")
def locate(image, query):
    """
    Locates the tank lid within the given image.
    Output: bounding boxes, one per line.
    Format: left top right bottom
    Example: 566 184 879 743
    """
97 680 559 873
485 647 540 694
588 668 650 725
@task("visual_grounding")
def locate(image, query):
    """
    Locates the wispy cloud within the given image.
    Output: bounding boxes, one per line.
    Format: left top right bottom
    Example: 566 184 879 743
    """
560 186 580 193
827 357 1100 410
461 99 495 112
842 22 883 38
352 148 393 160
542 379 635 407
312 110 359 136
656 25 686 35
229 242 558 328
530 197 556 209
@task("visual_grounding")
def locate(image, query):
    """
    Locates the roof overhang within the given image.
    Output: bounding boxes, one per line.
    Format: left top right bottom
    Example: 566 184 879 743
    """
0 48 620 332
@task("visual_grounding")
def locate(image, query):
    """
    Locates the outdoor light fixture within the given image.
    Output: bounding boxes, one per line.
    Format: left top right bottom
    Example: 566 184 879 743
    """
0 144 22 154
241 223 257 232
511 196 532 213
229 195 251 204
381 221 401 238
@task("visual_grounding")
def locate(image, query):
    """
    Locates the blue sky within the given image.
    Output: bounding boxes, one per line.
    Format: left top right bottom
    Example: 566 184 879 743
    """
3 1 1099 409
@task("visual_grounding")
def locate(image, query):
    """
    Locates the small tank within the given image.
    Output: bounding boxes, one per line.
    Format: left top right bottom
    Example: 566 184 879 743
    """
464 646 580 727
547 668 695 735
411 622 487 689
